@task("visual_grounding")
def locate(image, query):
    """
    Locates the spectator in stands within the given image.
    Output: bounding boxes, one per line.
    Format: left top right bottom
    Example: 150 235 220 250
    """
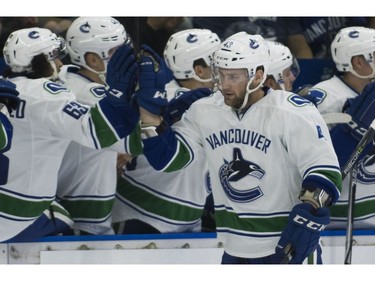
279 17 375 59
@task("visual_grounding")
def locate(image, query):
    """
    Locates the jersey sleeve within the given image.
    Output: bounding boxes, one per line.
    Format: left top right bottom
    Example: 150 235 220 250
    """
0 112 12 153
284 102 342 203
35 81 139 149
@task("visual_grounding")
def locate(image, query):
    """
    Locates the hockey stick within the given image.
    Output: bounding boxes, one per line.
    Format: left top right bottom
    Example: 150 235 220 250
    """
344 164 358 264
281 119 375 264
342 119 375 264
342 119 375 179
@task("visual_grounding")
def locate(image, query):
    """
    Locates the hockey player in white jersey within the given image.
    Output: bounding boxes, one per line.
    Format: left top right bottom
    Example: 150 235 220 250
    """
305 26 375 117
264 40 300 92
112 29 220 234
0 27 138 242
56 17 132 235
132 32 342 264
313 26 375 230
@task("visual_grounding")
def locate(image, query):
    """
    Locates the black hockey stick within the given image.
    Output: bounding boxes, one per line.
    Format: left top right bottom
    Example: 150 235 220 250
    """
342 119 375 264
342 119 375 179
344 164 358 264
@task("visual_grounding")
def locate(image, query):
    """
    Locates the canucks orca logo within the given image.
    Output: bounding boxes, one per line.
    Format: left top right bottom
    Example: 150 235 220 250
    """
186 34 198 43
80 22 91 33
249 39 259 49
28 31 40 39
219 148 265 202
357 154 375 183
349 31 360 39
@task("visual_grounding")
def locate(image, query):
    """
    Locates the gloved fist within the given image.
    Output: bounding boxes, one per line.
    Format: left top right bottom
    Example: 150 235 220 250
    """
165 87 212 123
0 79 20 113
275 203 330 264
342 81 375 140
105 43 138 107
135 44 168 115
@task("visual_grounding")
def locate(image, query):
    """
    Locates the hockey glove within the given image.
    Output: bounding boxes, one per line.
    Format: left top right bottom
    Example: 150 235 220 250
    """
0 79 20 113
135 44 168 115
275 203 330 264
343 81 375 140
105 43 138 107
165 87 212 123
330 81 375 166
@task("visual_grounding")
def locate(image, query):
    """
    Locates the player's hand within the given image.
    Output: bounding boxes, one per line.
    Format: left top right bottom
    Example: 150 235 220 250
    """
275 203 330 264
135 44 169 115
105 43 138 107
341 81 375 140
0 79 21 113
165 87 212 123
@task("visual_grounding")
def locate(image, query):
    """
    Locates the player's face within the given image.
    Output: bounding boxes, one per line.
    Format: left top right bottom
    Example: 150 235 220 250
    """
218 68 249 108
282 67 297 92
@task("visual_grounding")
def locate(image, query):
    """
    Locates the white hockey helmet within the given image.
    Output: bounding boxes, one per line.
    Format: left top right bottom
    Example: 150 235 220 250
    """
66 17 127 68
213 32 270 109
3 27 63 73
331 26 375 78
163 28 220 82
267 40 300 90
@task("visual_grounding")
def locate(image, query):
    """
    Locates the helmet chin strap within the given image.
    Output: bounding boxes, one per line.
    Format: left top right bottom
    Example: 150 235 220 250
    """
237 76 263 110
46 61 60 81
193 73 212 83
350 63 375 80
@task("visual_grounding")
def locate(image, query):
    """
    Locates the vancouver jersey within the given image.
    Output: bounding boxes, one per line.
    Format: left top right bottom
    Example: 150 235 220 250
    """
113 79 211 233
57 65 118 234
308 75 359 117
0 76 123 241
142 88 342 258
310 74 375 229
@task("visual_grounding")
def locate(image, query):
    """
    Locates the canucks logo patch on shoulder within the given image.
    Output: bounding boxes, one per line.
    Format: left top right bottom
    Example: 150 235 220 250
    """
219 148 264 202
304 88 326 106
43 81 70 95
288 94 312 107
90 86 107 98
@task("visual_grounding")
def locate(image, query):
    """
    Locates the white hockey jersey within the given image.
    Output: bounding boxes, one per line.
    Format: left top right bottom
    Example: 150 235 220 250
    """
309 75 358 116
0 76 126 241
57 66 118 235
311 74 375 230
141 88 342 258
112 79 211 233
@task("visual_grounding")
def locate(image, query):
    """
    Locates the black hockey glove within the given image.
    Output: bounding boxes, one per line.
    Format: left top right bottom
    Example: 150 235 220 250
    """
275 203 330 264
105 43 138 107
135 44 169 115
0 79 20 113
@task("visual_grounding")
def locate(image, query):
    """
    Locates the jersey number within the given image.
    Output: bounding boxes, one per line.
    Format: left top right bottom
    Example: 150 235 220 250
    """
63 102 89 120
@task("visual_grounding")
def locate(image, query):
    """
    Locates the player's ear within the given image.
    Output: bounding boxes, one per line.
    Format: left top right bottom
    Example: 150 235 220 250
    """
85 53 101 70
